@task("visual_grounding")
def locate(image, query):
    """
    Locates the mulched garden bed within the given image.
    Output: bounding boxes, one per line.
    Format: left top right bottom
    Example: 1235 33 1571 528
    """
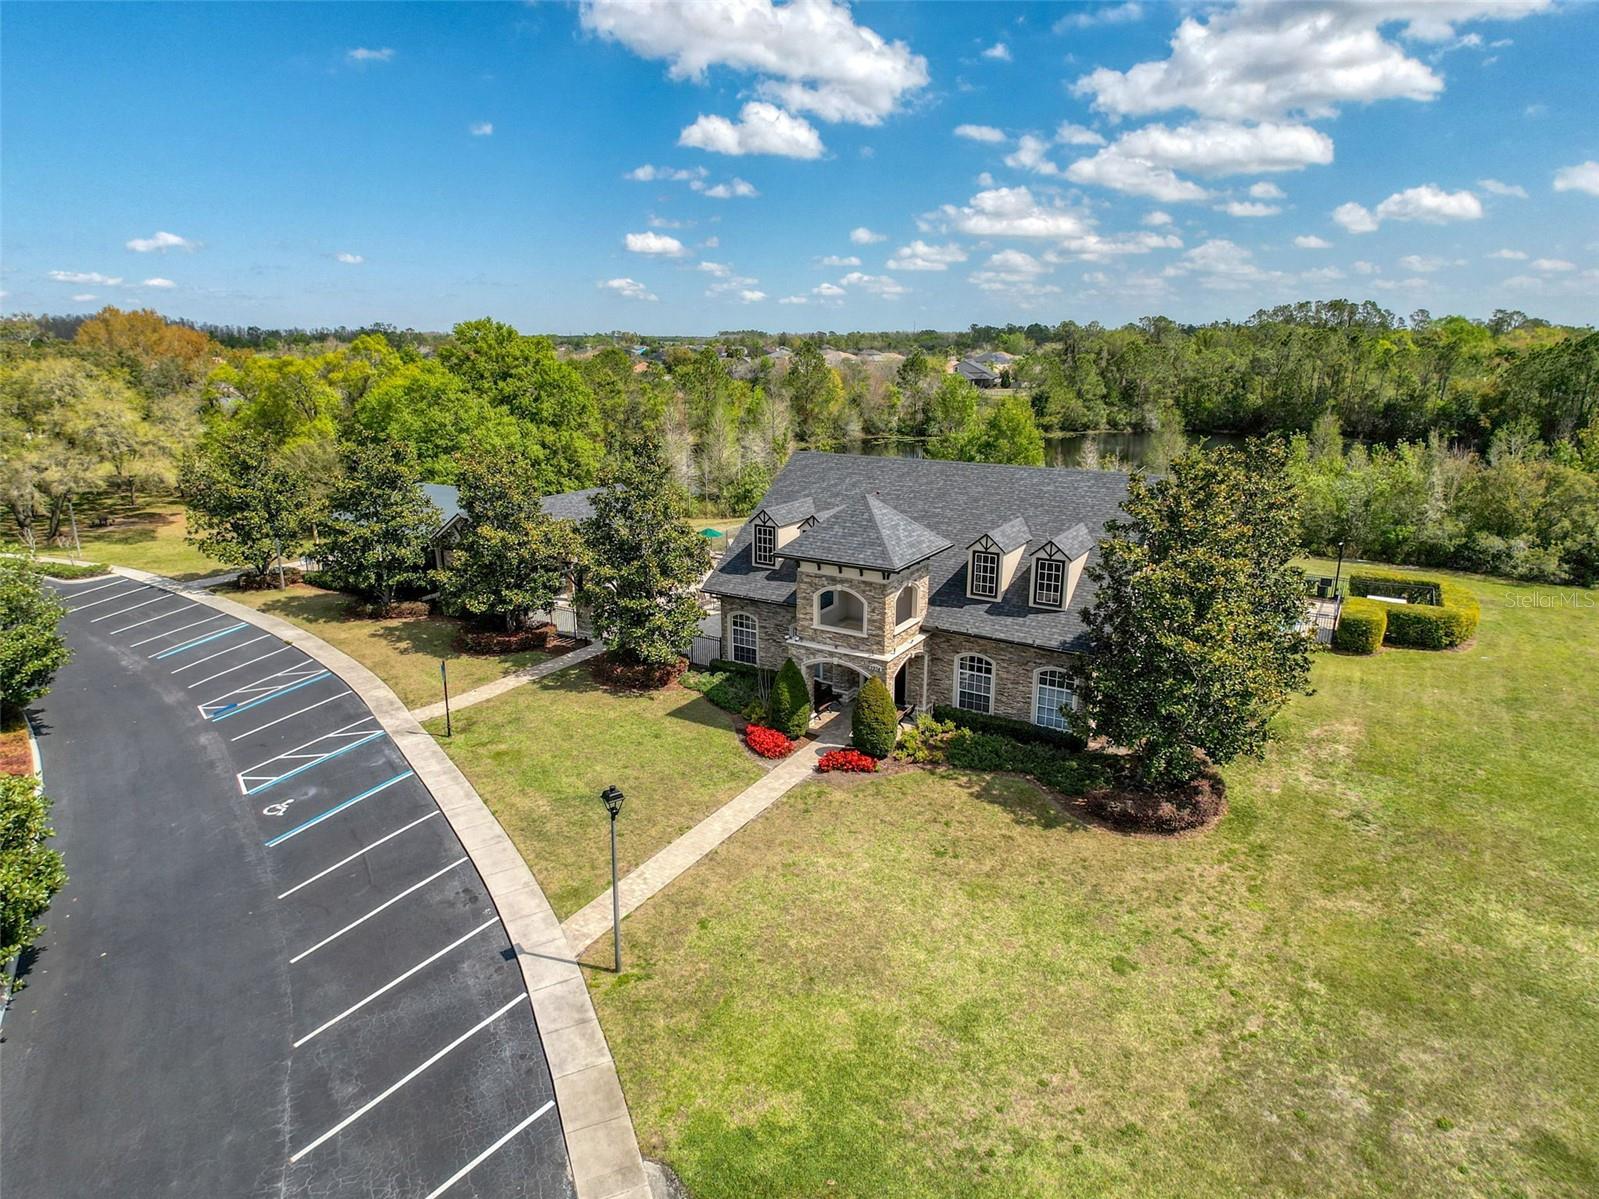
234 567 305 590
590 651 687 691
1076 769 1227 835
1 708 34 777
456 624 557 655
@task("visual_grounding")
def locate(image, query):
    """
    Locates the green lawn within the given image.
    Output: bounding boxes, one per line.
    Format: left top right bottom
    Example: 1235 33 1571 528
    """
426 672 766 919
585 565 1599 1199
59 497 230 581
225 584 552 710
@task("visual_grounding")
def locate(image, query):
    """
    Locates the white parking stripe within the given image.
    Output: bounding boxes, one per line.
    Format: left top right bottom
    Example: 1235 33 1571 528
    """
89 595 166 622
65 587 145 613
230 692 351 742
288 858 467 964
277 812 439 899
129 612 228 647
108 604 196 634
293 918 498 1047
423 1101 556 1199
182 646 294 688
288 992 527 1163
166 633 271 674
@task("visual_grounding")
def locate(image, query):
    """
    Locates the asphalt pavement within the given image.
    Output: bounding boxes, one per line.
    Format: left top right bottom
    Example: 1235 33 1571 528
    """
1 577 576 1199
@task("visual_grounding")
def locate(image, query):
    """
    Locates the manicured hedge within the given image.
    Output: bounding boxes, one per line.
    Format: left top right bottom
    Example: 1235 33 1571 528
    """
1332 597 1387 654
766 659 812 739
931 704 1086 752
5 559 110 580
1347 572 1479 649
851 676 898 759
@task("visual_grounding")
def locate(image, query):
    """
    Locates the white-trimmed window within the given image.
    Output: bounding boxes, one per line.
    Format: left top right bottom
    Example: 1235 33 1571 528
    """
894 584 918 628
955 654 994 714
1032 557 1065 608
752 523 777 569
730 612 758 665
815 586 867 634
969 550 1000 599
1033 668 1075 731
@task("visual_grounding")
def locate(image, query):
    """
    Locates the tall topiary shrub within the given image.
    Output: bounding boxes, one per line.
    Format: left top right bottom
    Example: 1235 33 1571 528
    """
767 658 812 739
851 676 899 759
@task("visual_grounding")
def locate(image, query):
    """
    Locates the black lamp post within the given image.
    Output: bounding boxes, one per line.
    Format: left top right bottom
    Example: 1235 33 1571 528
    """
1333 539 1347 598
601 785 626 972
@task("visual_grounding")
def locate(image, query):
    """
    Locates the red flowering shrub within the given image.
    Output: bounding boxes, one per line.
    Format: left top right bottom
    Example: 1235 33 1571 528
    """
744 724 795 759
817 748 878 774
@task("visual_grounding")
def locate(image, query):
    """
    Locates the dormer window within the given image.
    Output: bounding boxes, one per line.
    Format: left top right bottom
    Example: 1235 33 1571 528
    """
969 550 1000 599
1031 557 1065 608
752 522 777 568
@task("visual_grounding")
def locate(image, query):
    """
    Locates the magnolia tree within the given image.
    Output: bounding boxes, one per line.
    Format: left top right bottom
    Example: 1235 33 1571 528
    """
582 435 709 670
1072 440 1313 786
180 425 318 583
319 438 440 607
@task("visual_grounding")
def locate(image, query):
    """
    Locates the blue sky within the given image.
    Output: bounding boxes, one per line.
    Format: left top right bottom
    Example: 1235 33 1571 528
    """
3 1 1597 333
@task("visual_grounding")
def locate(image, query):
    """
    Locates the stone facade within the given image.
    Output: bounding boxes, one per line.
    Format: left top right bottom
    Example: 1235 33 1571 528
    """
718 597 793 669
922 628 1079 724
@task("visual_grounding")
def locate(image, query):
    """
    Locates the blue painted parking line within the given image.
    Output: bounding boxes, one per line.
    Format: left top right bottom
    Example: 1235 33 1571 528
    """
264 770 417 847
209 671 331 721
238 719 388 795
152 622 249 660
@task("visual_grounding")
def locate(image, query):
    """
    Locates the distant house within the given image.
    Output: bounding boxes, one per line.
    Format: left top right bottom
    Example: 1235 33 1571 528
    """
763 345 794 361
702 452 1129 724
421 482 599 636
972 350 1017 368
954 358 1000 388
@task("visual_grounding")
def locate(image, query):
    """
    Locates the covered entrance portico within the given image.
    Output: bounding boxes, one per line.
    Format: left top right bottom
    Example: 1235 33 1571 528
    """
787 631 929 717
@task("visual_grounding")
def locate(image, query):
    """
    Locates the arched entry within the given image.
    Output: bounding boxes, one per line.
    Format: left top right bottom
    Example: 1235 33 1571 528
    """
800 657 870 710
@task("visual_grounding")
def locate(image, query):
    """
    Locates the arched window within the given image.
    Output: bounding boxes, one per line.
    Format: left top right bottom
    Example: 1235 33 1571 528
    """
814 586 867 634
955 654 994 714
730 612 759 665
894 584 918 628
1033 668 1075 731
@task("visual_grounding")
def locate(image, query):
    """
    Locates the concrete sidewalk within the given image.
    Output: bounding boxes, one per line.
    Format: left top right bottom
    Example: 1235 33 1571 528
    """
411 641 605 722
562 713 849 956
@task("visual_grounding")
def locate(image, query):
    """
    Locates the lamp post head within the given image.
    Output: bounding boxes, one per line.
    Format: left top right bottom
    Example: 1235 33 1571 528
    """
601 785 626 819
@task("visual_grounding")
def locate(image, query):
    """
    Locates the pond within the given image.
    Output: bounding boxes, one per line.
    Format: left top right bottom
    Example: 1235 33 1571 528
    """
852 429 1251 470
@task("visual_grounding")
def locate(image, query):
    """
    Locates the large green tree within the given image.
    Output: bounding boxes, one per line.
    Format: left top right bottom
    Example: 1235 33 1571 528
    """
581 435 709 670
1073 440 1313 786
179 424 319 582
443 452 586 630
319 438 440 606
0 564 70 709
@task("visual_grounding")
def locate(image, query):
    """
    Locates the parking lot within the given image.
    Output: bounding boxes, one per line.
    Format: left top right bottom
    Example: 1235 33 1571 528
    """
1 577 575 1198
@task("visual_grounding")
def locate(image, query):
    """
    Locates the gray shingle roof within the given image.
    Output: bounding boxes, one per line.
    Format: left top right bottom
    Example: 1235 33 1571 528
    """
760 497 817 527
955 359 997 383
419 483 598 537
777 492 951 572
974 516 1030 553
1034 523 1094 560
704 452 1129 653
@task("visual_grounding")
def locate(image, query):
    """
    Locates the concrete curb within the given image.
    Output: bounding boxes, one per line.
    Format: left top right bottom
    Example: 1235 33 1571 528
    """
106 567 649 1199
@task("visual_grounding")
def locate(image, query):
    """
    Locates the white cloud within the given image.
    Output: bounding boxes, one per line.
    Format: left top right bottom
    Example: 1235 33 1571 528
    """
140 277 176 288
48 270 121 285
1301 266 1345 283
779 295 808 304
469 122 494 137
626 164 707 182
1398 254 1450 272
1219 200 1280 217
1553 161 1599 197
581 0 928 125
886 240 968 271
1477 177 1526 198
1004 134 1063 177
954 123 1006 143
698 261 731 277
1376 184 1483 223
125 230 195 253
980 42 1011 62
703 236 719 248
850 226 886 245
1249 181 1286 199
71 293 97 303
813 281 847 297
1065 149 1209 202
970 250 1059 300
346 47 394 63
1373 276 1430 293
1351 260 1379 275
601 277 658 301
1054 2 1143 32
648 213 687 228
817 254 861 267
700 177 759 199
1099 120 1333 175
1487 248 1527 259
1055 121 1105 147
1333 201 1379 233
1165 237 1285 290
679 101 824 158
336 252 364 265
838 271 907 297
1294 234 1332 248
925 185 1180 262
1142 210 1173 227
1531 257 1576 272
1073 1 1547 121
624 231 688 256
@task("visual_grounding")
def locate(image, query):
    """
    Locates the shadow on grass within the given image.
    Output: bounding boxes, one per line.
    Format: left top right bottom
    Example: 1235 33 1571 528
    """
961 770 1085 833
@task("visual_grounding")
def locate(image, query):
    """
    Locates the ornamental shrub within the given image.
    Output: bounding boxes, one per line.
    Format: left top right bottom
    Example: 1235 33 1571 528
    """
895 713 957 764
1332 597 1387 654
745 724 795 759
817 749 878 773
930 703 1085 751
1346 572 1479 649
12 560 109 580
767 658 812 739
851 676 898 759
944 730 1109 796
1 774 67 965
